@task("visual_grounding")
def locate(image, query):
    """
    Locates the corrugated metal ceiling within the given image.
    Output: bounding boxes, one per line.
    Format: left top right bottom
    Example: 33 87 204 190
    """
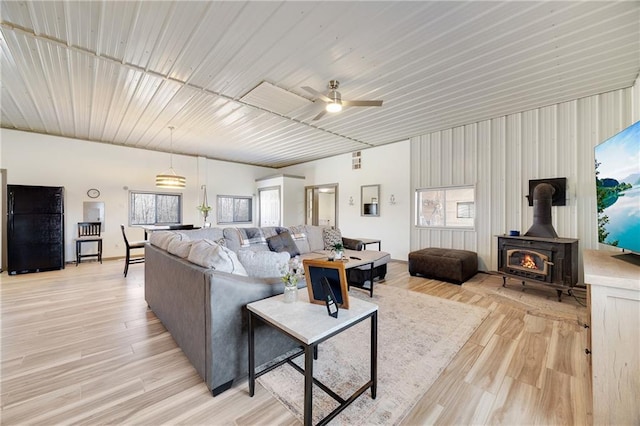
1 1 638 167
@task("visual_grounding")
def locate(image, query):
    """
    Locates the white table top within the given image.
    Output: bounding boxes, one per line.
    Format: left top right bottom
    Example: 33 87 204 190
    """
247 292 378 345
583 249 640 291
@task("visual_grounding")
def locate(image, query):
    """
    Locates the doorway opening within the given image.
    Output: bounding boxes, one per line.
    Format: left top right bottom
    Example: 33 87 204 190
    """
305 184 338 227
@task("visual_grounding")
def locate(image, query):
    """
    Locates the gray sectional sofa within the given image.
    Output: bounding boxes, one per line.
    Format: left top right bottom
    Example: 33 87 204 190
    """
144 224 390 396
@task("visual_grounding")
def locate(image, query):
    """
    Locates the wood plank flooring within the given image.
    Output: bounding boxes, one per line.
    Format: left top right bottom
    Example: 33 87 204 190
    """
0 260 591 425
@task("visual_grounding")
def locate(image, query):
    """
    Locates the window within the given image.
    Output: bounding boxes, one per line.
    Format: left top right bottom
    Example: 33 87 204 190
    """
130 191 182 225
415 185 475 228
217 195 253 224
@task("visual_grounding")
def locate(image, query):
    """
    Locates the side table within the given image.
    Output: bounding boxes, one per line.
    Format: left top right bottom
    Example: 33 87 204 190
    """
247 292 378 426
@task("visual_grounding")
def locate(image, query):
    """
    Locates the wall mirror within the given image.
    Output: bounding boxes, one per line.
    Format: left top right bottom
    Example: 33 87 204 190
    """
361 184 380 217
83 201 105 231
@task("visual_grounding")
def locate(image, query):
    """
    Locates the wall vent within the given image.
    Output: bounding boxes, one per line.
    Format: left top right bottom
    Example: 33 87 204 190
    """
352 151 361 170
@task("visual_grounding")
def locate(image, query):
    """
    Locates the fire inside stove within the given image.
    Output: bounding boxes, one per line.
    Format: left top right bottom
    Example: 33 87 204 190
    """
521 254 537 269
506 249 549 276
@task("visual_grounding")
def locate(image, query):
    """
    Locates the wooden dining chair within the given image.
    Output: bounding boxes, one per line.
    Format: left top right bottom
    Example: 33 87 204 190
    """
75 222 103 265
120 225 146 277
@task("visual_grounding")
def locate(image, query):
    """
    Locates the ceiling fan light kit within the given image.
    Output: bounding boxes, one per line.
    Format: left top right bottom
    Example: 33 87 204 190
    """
303 80 383 120
326 102 342 113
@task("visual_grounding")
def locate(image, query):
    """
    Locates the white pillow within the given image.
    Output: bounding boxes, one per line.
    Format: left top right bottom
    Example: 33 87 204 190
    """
188 239 248 276
149 231 176 250
167 239 193 258
237 250 290 278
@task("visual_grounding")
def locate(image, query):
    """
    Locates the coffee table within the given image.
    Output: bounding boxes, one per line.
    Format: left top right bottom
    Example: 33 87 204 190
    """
356 238 381 251
343 256 377 297
247 292 378 426
313 253 378 297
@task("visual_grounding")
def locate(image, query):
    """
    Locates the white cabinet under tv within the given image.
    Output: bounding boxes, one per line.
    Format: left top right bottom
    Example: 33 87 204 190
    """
583 249 640 426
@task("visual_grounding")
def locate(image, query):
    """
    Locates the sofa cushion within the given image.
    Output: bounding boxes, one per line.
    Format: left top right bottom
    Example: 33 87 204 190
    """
323 227 343 250
181 228 224 242
266 231 300 257
288 225 311 254
187 239 248 275
237 250 290 278
167 238 194 258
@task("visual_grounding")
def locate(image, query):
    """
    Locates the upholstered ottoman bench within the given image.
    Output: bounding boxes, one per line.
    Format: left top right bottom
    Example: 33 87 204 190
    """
408 248 478 284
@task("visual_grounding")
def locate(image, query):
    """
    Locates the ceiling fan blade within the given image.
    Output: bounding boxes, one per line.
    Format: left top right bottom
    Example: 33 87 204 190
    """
312 109 327 121
302 86 332 103
342 99 383 107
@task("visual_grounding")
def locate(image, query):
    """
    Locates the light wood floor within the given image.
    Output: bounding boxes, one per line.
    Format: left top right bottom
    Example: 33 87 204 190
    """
0 260 591 425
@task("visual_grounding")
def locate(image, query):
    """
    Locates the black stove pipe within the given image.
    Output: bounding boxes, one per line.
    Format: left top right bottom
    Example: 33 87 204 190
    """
524 183 558 238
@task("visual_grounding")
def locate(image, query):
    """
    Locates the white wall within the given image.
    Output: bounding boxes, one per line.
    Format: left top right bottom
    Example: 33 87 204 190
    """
255 174 305 226
282 141 412 261
1 129 274 262
410 81 639 279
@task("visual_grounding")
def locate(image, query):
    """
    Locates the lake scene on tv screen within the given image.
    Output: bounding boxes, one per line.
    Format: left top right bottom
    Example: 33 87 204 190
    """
595 120 640 253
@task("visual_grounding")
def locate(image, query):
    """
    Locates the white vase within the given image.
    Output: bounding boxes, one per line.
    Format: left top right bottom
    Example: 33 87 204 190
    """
283 282 298 303
334 250 343 260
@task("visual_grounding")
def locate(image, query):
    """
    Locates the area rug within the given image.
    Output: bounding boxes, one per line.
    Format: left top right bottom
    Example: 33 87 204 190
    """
256 285 489 425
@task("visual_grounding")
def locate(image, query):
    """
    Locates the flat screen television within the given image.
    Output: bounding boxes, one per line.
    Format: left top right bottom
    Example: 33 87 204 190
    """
594 120 640 254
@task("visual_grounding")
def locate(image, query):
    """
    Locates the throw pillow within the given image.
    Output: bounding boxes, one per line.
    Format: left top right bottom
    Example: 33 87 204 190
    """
149 231 176 250
288 225 311 254
237 250 290 278
187 239 248 276
235 227 267 248
266 231 300 257
167 238 194 258
323 227 343 250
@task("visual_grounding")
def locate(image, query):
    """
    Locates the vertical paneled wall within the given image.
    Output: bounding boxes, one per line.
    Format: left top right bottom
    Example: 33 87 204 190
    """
411 83 637 278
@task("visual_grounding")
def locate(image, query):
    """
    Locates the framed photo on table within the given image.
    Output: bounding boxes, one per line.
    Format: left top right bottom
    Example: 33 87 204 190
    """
303 258 350 309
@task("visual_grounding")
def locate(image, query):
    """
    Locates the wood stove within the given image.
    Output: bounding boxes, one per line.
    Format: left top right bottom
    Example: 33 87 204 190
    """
497 182 579 301
497 235 578 300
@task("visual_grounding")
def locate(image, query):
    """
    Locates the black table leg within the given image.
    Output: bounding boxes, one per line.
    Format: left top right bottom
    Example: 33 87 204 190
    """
369 262 374 297
248 311 255 397
371 310 377 398
304 344 314 425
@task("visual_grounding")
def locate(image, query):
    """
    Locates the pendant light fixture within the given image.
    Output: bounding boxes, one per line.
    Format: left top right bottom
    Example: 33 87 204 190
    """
156 126 186 188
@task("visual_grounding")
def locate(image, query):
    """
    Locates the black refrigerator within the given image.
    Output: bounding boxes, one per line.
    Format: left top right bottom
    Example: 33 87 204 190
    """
7 185 65 275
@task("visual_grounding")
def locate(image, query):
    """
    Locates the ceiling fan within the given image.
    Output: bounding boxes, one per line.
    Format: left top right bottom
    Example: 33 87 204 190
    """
302 80 383 120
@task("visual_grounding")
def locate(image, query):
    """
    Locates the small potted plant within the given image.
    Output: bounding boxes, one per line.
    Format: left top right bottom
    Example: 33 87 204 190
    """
280 256 304 303
332 242 344 260
197 185 212 223
196 203 212 222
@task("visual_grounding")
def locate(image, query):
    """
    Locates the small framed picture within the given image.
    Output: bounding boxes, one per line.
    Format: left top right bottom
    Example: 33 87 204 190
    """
321 277 339 318
303 258 350 309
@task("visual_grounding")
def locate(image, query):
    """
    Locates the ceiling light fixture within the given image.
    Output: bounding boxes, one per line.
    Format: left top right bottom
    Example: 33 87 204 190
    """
156 126 186 189
325 84 343 113
326 101 342 113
